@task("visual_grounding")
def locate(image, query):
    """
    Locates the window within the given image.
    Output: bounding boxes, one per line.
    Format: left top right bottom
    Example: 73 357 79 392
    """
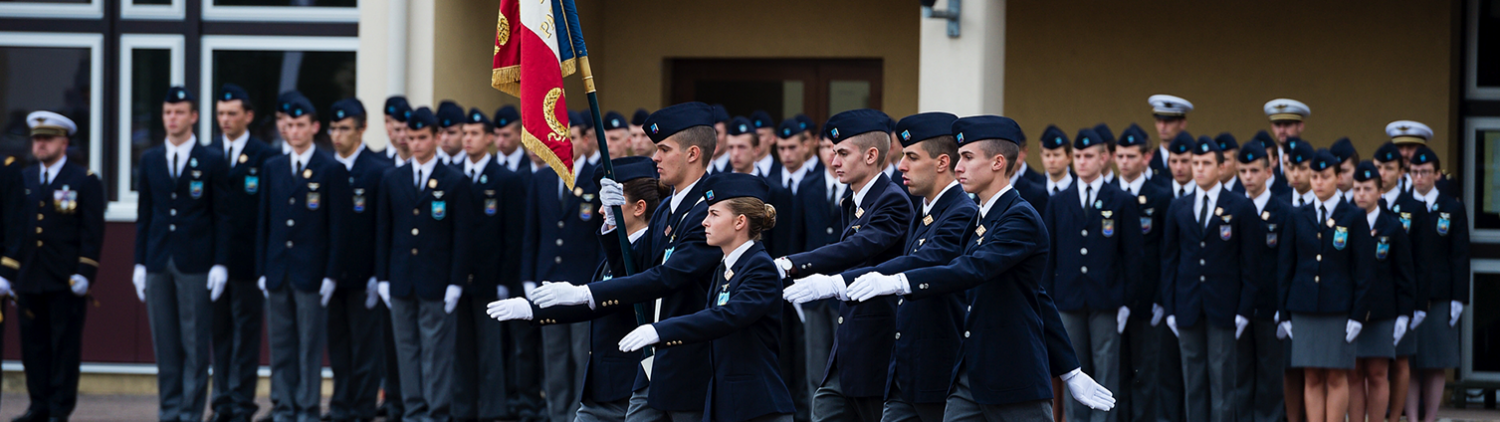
672 59 883 128
0 32 103 178
198 36 358 147
1467 0 1500 99
202 0 358 22
120 0 184 20
0 0 102 19
1464 260 1500 381
115 34 183 216
1467 117 1500 241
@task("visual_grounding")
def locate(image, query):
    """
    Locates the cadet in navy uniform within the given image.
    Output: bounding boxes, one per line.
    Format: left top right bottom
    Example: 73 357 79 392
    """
1366 147 1420 421
1037 125 1073 196
133 87 233 422
453 108 525 422
792 135 844 411
1043 128 1143 422
1113 123 1180 422
771 109 912 422
492 104 542 420
324 98 393 422
376 95 411 421
204 83 276 422
374 106 475 422
1385 121 1454 198
383 96 412 166
13 111 104 422
1276 150 1373 422
1347 161 1416 422
528 102 723 421
1231 139 1292 422
1146 95 1193 177
1248 130 1292 198
846 115 1116 420
1161 136 1257 422
617 173 796 422
1216 134 1242 194
1396 146 1469 422
434 101 468 166
1329 138 1358 204
1164 133 1198 199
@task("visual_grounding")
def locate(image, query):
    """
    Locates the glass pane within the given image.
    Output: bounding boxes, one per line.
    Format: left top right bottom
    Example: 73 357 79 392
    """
0 46 92 166
129 49 170 193
211 49 356 148
827 80 870 116
0 0 88 3
1477 0 1500 87
1473 271 1500 373
1474 128 1500 230
131 0 173 4
212 0 354 6
693 79 805 122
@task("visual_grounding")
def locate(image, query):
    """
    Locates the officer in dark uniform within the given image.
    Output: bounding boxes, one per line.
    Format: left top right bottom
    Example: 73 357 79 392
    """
490 108 543 422
1384 121 1455 197
1113 123 1179 422
1233 139 1292 422
1394 146 1469 421
13 111 104 422
204 83 276 422
374 106 475 422
324 98 393 422
1146 95 1193 178
134 86 233 422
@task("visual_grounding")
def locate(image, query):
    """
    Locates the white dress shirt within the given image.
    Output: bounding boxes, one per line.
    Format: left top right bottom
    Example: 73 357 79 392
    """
288 146 315 177
1119 174 1147 197
1251 188 1272 215
668 177 702 214
1193 182 1224 225
922 180 961 216
335 145 363 171
40 156 66 185
1077 176 1105 209
465 153 492 182
222 131 249 168
502 147 526 171
979 184 1017 218
1171 179 1196 198
1047 173 1074 196
165 135 197 178
412 157 439 189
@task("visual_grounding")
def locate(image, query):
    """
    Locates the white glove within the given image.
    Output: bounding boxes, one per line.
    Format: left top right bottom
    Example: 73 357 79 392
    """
69 274 89 296
1150 303 1165 327
783 274 847 304
443 285 463 314
364 277 378 309
1116 306 1131 334
207 265 228 301
773 257 792 279
378 281 391 307
1278 320 1292 339
1166 315 1179 338
1394 315 1410 346
132 265 147 302
1274 311 1281 323
848 273 910 302
497 285 510 300
599 178 626 207
1061 368 1117 411
619 324 661 352
0 275 11 298
1234 315 1249 340
531 281 592 308
1411 310 1427 329
1345 319 1363 343
1450 301 1463 327
257 276 268 298
522 281 537 300
601 206 617 229
319 278 336 307
486 298 534 321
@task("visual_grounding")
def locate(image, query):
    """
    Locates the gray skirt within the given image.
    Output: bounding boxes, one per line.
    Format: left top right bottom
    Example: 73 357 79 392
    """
1356 318 1396 358
1290 313 1355 369
1414 301 1461 369
1395 317 1418 356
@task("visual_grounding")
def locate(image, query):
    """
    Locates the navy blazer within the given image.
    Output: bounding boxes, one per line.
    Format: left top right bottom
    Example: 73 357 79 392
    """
330 147 393 289
1014 177 1050 214
654 242 794 422
17 160 104 291
519 166 602 285
902 188 1053 406
1042 181 1144 312
1277 200 1373 318
257 150 350 291
1161 187 1259 328
466 158 526 299
794 168 842 252
761 178 798 258
1365 209 1416 321
374 161 475 300
1391 192 1470 306
1119 180 1172 313
1244 195 1292 320
207 136 277 280
0 157 26 281
134 142 233 273
587 174 718 412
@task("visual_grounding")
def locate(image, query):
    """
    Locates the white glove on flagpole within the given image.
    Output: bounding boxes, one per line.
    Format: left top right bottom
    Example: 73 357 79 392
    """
1061 368 1116 411
132 265 147 302
619 324 660 352
487 298 534 321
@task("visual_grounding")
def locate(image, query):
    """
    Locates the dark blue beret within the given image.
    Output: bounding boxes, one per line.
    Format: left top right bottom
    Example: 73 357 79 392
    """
330 98 364 121
1092 123 1116 146
467 107 491 126
1310 149 1339 172
165 86 195 104
794 114 815 133
1410 146 1439 167
218 84 250 103
704 172 770 205
568 110 585 129
576 109 595 130
602 111 628 131
1040 125 1069 150
436 101 464 128
1353 160 1380 182
1215 133 1238 151
493 105 518 127
407 106 436 131
726 117 754 136
711 104 730 124
644 102 716 144
1194 135 1220 155
277 90 305 113
825 109 893 144
632 108 650 126
1373 142 1401 163
1237 140 1267 164
1330 137 1356 162
593 155 657 186
1119 123 1149 148
777 119 806 139
385 96 411 122
285 96 315 119
1251 130 1275 147
894 112 957 147
750 110 773 129
1286 137 1315 165
951 115 1022 146
1168 132 1196 154
1074 128 1105 150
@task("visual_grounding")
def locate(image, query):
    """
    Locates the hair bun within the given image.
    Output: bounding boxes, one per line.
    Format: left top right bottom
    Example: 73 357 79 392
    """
763 204 778 229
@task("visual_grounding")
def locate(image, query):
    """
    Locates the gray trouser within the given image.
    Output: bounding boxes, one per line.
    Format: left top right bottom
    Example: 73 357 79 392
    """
390 295 457 422
267 284 329 422
1177 322 1237 422
327 287 383 420
575 397 630 422
1130 317 1181 422
211 278 264 417
543 321 590 422
379 301 405 416
1060 310 1121 422
803 300 839 401
454 294 509 419
881 384 944 422
1248 319 1285 422
942 366 1053 421
625 387 703 422
1232 321 1255 422
811 362 883 422
146 259 214 422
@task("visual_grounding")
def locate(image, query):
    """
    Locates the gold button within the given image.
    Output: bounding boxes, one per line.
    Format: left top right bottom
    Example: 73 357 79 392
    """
289 198 296 205
556 239 564 246
1080 266 1088 274
895 332 901 339
287 220 295 227
170 209 177 216
1317 233 1322 240
1081 230 1088 237
1314 276 1320 283
169 224 176 231
286 241 294 248
412 248 419 255
837 317 844 325
414 209 420 216
1199 259 1205 266
964 331 970 338
412 228 420 236
39 201 45 207
1080 248 1088 256
1200 275 1206 282
37 240 43 247
1315 254 1322 262
37 214 43 221
35 227 42 234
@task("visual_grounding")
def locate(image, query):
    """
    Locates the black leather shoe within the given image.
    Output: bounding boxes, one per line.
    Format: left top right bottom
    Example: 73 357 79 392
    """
45 418 68 422
11 410 48 422
255 415 275 422
210 411 234 422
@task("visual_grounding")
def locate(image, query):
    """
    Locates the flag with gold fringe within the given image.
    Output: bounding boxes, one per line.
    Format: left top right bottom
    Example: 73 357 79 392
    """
492 0 587 189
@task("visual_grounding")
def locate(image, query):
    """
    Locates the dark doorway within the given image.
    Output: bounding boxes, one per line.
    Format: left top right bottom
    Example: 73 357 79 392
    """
670 58 883 128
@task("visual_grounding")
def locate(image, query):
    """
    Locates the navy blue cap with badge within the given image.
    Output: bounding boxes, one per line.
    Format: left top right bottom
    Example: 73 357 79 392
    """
711 104 730 124
568 110 586 129
1168 132 1196 155
1074 128 1104 150
1215 133 1238 151
643 102 716 144
330 98 365 121
1092 123 1116 148
750 111 774 129
407 107 437 131
577 110 595 130
893 112 957 148
277 90 304 113
1251 130 1275 147
285 96 316 119
824 109 893 144
705 172 771 204
1373 142 1401 163
726 117 755 137
467 107 492 127
1310 149 1339 172
165 86 195 104
385 96 412 122
795 114 817 134
218 84 250 104
1409 146 1439 167
1193 135 1220 155
1330 137 1356 163
1040 125 1069 150
593 155 658 186
632 108 650 127
494 105 519 127
602 111 628 131
1353 160 1380 183
1238 140 1268 164
436 101 464 128
950 115 1023 146
1119 124 1149 148
777 119 806 139
1286 137 1315 165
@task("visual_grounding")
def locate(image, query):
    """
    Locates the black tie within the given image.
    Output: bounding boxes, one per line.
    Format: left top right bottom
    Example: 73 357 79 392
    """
416 169 423 189
1199 194 1209 226
1084 185 1094 210
1318 204 1326 223
295 159 304 178
469 168 476 181
1052 186 1060 195
41 169 48 186
171 153 179 180
1178 187 1186 198
225 147 234 167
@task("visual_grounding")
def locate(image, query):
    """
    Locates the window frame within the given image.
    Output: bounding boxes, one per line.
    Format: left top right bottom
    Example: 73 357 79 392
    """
120 0 185 20
195 35 359 140
0 0 103 19
1463 116 1500 243
1466 0 1500 100
201 2 358 23
0 31 105 185
111 34 185 221
1463 259 1497 382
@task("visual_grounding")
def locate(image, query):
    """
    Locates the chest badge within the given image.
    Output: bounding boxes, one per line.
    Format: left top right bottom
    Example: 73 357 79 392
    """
855 207 865 219
238 154 248 164
1437 212 1451 235
431 199 447 220
428 179 438 189
1332 226 1348 250
353 189 366 213
303 169 313 179
1375 236 1390 260
485 198 498 216
1219 224 1232 241
1399 212 1412 232
1101 218 1115 238
306 192 321 210
189 180 204 199
52 188 78 213
244 175 259 194
922 215 933 226
480 174 488 184
1140 216 1153 234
